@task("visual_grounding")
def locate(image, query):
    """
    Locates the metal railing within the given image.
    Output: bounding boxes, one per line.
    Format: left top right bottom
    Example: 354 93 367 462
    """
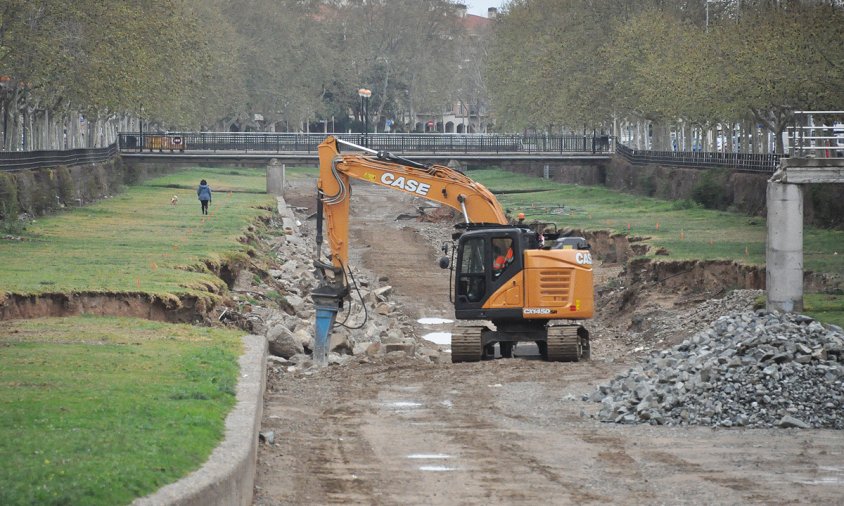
117 132 615 155
787 111 844 158
616 144 780 173
0 143 119 172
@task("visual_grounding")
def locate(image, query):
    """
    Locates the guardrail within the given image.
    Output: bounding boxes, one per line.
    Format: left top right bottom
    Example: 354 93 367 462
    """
117 132 615 155
787 111 844 159
616 144 780 173
0 144 119 172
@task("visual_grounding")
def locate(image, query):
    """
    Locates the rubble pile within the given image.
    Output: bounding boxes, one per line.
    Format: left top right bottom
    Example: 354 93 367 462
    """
589 310 844 429
227 203 445 372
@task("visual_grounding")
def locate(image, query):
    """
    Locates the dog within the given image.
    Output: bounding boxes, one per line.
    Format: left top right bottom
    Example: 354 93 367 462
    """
170 195 179 206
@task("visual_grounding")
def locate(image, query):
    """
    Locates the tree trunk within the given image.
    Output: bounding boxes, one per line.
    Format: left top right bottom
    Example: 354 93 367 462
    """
726 122 734 153
684 122 693 151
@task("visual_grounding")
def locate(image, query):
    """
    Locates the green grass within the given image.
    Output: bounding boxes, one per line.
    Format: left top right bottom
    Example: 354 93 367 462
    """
0 167 276 300
284 165 319 179
804 293 844 328
0 315 242 506
148 167 275 194
469 168 843 277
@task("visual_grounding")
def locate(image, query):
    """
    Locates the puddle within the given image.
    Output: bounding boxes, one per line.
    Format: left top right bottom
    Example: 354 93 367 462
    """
407 454 451 460
418 465 456 472
385 401 423 409
422 331 451 345
418 317 454 325
798 477 844 485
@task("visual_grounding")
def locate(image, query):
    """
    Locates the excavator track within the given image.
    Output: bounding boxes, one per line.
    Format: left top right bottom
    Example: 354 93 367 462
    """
546 325 582 362
451 326 483 363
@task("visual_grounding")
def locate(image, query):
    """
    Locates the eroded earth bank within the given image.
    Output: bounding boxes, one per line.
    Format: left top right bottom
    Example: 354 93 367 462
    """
250 179 843 505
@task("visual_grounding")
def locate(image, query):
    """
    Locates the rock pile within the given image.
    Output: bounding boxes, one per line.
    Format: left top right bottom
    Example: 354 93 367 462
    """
589 310 844 429
227 200 445 371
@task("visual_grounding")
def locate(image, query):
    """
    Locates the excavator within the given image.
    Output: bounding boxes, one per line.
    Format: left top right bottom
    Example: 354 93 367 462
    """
311 136 593 363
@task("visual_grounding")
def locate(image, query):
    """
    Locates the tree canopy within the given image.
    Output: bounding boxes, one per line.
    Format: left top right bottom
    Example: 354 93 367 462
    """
0 0 841 152
486 0 844 151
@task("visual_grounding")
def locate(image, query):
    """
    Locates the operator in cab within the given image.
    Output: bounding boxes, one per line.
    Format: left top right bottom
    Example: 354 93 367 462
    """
492 237 514 278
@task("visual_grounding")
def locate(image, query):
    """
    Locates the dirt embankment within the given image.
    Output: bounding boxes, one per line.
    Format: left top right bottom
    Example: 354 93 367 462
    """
0 257 246 323
582 229 840 294
0 292 205 323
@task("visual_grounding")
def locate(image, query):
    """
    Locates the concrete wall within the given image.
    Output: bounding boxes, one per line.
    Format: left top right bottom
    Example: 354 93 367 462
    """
0 157 179 219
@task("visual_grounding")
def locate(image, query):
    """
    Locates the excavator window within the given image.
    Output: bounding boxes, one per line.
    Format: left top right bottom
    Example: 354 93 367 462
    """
492 237 514 278
456 237 486 303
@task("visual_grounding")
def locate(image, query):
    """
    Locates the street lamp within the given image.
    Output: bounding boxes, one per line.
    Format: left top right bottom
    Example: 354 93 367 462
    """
139 104 144 152
358 88 371 147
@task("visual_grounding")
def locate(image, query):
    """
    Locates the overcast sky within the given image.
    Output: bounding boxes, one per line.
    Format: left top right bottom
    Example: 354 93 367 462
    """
466 1 505 17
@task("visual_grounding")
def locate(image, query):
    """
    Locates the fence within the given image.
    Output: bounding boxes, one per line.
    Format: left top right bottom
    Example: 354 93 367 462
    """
616 144 780 173
787 111 844 159
117 132 615 155
0 144 119 172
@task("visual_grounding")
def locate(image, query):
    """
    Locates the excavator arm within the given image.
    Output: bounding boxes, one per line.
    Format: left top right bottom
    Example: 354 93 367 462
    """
316 135 507 271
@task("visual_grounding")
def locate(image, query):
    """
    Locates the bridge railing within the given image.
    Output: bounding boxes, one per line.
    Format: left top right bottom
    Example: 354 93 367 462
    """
0 143 118 172
616 144 780 173
117 132 615 155
787 111 844 159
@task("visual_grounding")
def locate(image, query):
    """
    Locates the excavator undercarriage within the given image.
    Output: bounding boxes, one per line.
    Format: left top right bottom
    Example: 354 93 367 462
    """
451 322 590 363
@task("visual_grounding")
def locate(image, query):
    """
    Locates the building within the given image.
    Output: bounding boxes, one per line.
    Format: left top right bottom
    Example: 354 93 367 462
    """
413 5 497 133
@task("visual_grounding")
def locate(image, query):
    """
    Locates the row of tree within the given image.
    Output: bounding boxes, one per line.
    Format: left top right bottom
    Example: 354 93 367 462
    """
486 0 844 153
0 0 234 150
2 0 841 153
0 0 486 150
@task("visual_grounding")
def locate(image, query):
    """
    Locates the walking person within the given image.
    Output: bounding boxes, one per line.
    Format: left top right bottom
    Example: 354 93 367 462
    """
197 179 212 215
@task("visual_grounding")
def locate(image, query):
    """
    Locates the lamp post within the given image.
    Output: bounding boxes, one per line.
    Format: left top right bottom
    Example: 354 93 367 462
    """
358 88 371 147
138 105 144 152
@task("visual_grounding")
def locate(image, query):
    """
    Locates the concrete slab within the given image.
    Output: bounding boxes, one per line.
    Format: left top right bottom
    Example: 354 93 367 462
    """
278 196 299 235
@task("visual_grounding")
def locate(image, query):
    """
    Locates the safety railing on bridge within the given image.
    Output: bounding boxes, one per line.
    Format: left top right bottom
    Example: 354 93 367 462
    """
0 143 119 172
616 144 781 173
117 132 615 155
787 111 844 159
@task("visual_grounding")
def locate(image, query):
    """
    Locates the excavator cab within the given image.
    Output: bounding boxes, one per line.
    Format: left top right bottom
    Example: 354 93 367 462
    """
448 225 593 363
453 226 536 318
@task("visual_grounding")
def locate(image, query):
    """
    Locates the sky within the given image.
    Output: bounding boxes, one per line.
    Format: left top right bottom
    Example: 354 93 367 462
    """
466 1 505 17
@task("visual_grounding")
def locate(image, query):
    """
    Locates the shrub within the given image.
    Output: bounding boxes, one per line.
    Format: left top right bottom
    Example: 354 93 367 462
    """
0 173 18 219
56 166 75 207
691 169 730 210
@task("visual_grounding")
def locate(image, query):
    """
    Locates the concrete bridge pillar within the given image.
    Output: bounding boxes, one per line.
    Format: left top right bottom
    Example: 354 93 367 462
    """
266 158 285 196
766 181 803 312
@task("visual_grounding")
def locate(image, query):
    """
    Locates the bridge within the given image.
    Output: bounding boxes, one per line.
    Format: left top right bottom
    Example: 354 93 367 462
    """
116 132 614 167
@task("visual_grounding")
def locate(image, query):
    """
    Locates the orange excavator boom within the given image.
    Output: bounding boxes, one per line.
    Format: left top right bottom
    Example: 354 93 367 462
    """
317 136 507 270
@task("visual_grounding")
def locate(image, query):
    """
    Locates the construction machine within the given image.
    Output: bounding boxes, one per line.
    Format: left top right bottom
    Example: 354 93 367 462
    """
311 136 593 363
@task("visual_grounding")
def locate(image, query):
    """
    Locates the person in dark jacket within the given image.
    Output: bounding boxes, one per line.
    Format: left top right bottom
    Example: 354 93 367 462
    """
197 179 212 215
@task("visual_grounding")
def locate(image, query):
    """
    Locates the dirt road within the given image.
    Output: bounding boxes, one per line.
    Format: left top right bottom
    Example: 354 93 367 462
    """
254 181 843 505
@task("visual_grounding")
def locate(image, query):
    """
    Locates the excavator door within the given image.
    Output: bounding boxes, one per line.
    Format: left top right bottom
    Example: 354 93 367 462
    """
453 227 532 321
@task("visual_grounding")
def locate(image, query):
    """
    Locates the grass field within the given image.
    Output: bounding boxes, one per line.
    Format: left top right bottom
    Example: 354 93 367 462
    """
468 168 843 277
0 166 285 504
0 316 243 506
0 167 277 301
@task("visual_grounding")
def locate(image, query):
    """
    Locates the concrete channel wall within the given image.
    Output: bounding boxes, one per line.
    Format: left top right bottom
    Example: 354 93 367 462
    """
496 156 843 229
